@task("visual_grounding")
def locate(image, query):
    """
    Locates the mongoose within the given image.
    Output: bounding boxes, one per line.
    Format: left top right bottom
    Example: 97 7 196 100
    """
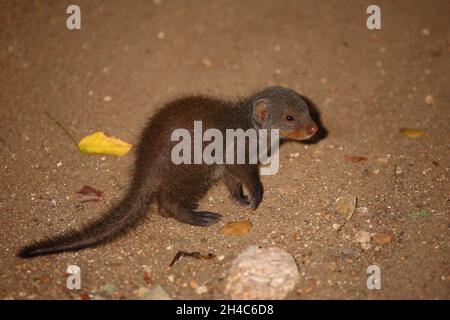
18 86 318 258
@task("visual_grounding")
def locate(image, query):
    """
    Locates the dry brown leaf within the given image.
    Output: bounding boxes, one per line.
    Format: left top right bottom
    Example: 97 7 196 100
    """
292 231 301 241
344 155 368 163
219 220 252 235
169 251 216 267
372 233 393 246
76 185 103 202
143 272 153 285
79 293 90 300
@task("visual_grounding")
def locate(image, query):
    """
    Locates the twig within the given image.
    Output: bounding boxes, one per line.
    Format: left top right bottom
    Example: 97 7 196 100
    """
169 251 216 267
43 111 78 146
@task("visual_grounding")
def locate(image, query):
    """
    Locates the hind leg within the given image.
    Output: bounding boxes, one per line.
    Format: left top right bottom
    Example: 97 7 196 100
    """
155 192 198 214
162 202 221 226
157 192 221 226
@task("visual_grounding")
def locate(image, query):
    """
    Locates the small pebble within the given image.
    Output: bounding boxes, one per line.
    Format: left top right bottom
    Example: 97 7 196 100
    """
335 195 357 220
195 285 208 295
355 231 372 250
378 154 391 164
137 285 171 300
425 95 435 107
225 246 299 300
189 280 198 289
421 28 430 36
356 207 368 215
202 58 212 67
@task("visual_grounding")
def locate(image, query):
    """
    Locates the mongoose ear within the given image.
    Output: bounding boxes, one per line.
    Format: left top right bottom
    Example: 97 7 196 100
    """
252 99 269 125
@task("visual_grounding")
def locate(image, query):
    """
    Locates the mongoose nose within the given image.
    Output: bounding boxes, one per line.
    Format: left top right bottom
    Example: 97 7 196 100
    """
307 124 318 135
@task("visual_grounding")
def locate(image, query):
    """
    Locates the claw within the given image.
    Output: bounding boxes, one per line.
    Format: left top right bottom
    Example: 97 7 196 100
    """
190 211 222 226
249 194 262 210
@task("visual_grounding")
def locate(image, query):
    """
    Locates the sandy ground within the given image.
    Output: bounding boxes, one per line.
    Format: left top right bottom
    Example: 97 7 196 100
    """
0 0 449 300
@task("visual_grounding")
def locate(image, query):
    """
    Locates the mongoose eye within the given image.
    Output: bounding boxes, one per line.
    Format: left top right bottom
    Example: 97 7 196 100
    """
286 115 295 121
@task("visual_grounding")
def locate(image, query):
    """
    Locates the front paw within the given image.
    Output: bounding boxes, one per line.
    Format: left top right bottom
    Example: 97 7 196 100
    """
231 194 251 207
249 191 263 210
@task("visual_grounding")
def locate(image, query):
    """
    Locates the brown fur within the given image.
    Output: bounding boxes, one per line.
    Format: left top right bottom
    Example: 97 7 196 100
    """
18 86 318 258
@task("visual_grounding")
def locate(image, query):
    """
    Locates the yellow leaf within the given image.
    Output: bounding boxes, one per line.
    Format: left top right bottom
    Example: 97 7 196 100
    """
78 132 133 156
400 128 426 138
219 220 252 235
371 233 393 246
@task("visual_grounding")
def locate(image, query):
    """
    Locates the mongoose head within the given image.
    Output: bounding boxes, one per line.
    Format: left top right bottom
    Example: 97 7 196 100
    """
250 86 318 140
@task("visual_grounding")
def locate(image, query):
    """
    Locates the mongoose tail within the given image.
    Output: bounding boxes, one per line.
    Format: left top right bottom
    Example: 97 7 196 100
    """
17 181 151 258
